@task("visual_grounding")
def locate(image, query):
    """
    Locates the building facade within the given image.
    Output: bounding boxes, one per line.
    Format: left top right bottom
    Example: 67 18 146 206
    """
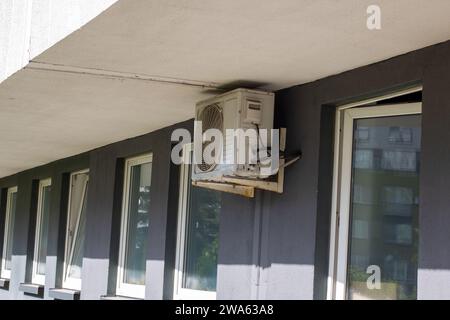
2 1 450 301
1 38 450 300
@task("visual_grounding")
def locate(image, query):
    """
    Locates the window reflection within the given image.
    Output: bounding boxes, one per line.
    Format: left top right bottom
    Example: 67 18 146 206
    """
4 191 17 271
347 114 421 300
182 170 221 292
123 161 151 285
65 172 89 281
37 184 51 275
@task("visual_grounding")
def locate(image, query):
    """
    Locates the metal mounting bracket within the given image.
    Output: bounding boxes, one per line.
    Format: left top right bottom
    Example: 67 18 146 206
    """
192 128 300 198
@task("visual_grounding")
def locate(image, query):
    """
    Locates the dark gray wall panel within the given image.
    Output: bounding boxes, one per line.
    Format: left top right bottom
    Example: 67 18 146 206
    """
216 192 256 299
263 84 320 299
417 42 450 299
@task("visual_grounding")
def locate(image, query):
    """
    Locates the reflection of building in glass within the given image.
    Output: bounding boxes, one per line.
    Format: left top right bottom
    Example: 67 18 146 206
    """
348 117 420 300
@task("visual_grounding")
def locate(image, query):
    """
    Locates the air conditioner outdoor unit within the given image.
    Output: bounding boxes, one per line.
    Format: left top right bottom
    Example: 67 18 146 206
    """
192 88 275 181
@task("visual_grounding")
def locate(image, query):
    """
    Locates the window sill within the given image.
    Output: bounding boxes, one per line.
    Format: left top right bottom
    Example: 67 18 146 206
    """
0 278 9 290
19 283 44 297
100 295 142 300
48 288 80 300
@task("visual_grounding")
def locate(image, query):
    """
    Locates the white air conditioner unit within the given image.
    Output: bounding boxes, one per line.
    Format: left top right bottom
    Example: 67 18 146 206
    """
192 88 275 181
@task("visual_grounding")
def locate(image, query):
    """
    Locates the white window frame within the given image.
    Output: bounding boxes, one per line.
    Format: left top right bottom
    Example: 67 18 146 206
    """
116 153 153 299
327 97 422 300
62 169 89 291
173 143 217 300
1 186 18 279
32 178 52 285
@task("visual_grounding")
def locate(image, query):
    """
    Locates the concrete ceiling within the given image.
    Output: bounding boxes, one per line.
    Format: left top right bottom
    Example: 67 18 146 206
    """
0 68 209 176
34 0 450 89
2 0 450 177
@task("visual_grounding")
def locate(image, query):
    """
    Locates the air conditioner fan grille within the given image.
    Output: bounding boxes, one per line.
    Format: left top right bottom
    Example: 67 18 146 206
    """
197 103 223 172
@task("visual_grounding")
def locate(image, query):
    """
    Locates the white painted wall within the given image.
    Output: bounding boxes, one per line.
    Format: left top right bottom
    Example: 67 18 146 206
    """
0 0 117 84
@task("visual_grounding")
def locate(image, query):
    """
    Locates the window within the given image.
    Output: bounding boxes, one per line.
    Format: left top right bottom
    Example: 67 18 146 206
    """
32 179 52 285
63 170 89 290
174 144 221 300
356 127 370 142
353 149 374 169
117 154 152 298
1 187 17 279
353 184 374 205
328 101 421 300
382 186 415 217
381 150 417 171
388 127 413 144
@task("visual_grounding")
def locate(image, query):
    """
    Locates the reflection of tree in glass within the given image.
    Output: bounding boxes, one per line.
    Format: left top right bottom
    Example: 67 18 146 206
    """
185 187 221 291
136 186 150 250
348 264 417 300
125 165 151 285
349 266 368 282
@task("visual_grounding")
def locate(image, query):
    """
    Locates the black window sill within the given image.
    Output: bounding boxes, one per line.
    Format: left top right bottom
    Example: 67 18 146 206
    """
100 295 142 300
0 278 9 290
19 283 44 297
48 288 80 300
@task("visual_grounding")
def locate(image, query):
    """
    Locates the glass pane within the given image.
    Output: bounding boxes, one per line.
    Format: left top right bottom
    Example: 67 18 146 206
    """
67 173 88 251
5 191 17 270
65 172 89 279
347 114 421 300
37 185 51 275
182 172 221 292
67 181 88 278
123 162 152 285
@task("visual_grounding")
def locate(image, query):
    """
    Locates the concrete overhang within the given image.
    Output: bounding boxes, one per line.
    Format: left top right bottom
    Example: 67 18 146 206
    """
1 0 450 177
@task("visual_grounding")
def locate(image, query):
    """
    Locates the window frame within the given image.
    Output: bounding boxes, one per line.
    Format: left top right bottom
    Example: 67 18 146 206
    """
32 178 52 285
62 169 89 291
116 153 153 299
173 143 217 300
327 101 422 300
1 186 18 279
